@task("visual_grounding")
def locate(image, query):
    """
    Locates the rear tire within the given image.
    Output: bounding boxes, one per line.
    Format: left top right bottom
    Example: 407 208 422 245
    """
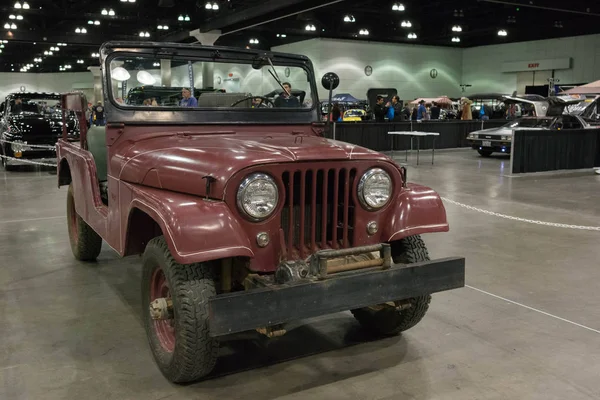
351 235 432 336
142 236 219 383
67 183 102 261
477 150 493 157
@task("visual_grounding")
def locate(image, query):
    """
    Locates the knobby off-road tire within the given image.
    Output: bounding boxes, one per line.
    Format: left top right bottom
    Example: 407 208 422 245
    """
142 236 219 383
477 149 493 157
351 235 432 336
67 183 102 261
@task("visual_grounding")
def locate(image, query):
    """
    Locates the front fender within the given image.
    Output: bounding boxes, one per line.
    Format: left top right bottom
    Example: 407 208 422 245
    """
382 183 449 242
123 183 254 265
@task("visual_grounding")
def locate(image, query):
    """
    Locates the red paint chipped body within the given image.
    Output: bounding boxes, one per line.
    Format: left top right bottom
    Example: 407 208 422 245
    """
56 42 463 383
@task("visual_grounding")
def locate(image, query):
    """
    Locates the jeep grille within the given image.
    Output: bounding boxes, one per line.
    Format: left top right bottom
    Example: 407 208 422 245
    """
281 167 356 259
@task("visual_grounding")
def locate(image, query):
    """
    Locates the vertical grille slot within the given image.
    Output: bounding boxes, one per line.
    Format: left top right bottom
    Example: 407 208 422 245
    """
281 167 356 259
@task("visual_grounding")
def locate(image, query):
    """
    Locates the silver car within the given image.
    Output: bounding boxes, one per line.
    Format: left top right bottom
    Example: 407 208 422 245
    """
467 97 592 157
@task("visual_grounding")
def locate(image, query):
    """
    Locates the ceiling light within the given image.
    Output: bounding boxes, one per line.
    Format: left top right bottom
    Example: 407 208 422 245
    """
94 20 100 25
452 37 460 42
153 62 160 67
128 0 135 2
184 15 190 21
10 23 16 29
401 21 412 28
343 15 355 23
178 15 184 21
0 44 4 48
22 2 29 9
305 24 316 31
507 16 516 24
453 9 464 17
14 2 21 9
120 0 127 2
16 15 23 20
163 25 168 30
212 2 219 10
553 20 563 28
101 8 108 15
157 25 163 29
91 52 99 57
497 29 507 36
108 9 115 16
9 15 15 19
452 25 462 32
88 20 93 24
205 2 212 9
276 33 287 38
407 32 417 39
392 3 405 11
249 38 259 44
48 51 53 55
3 23 10 29
359 29 369 35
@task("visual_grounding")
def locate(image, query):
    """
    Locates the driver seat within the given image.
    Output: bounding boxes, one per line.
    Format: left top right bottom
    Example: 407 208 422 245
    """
197 92 252 108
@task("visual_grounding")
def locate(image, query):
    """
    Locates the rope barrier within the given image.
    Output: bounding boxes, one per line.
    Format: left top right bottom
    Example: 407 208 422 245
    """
441 197 600 232
0 154 57 168
0 139 56 151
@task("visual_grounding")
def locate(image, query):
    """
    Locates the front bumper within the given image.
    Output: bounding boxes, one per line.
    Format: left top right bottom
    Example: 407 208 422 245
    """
208 255 465 337
467 139 511 153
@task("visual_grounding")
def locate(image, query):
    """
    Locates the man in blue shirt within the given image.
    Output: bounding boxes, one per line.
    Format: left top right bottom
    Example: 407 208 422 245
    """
417 100 427 121
180 88 198 107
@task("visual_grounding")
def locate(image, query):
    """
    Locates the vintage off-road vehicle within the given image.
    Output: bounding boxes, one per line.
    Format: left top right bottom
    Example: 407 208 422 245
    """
57 41 465 383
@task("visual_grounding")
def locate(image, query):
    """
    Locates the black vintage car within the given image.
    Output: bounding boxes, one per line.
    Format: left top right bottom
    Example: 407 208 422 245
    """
0 92 79 170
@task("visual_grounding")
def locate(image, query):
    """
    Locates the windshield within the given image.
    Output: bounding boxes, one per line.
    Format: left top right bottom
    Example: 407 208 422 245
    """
502 118 553 129
109 55 314 111
11 97 62 115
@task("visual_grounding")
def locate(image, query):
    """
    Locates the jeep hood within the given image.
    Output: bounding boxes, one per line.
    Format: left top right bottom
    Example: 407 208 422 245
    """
116 133 388 198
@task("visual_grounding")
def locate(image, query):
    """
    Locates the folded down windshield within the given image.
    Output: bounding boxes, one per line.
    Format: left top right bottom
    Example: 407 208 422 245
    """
108 55 314 111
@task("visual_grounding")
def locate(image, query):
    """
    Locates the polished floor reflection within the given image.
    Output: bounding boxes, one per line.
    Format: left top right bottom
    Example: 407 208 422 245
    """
1 150 599 400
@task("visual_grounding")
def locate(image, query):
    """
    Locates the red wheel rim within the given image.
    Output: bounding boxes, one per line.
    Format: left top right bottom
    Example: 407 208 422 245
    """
150 267 175 352
68 195 78 243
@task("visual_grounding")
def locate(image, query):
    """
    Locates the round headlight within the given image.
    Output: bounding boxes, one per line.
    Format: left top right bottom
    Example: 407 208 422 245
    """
237 173 279 221
358 168 392 210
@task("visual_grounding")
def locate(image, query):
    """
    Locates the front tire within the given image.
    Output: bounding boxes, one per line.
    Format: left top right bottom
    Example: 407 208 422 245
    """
477 149 493 157
142 236 219 383
351 235 432 336
67 183 102 261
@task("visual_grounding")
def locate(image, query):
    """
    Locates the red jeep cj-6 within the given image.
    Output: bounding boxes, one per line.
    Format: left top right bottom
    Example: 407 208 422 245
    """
57 41 465 383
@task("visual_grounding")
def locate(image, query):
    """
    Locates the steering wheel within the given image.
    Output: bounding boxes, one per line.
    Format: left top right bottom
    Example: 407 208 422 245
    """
230 96 275 108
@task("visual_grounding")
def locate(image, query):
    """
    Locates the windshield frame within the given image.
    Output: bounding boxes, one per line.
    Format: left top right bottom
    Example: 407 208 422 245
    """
101 41 319 125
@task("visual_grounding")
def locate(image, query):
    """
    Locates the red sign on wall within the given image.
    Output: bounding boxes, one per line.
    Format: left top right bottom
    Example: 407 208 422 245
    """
528 63 540 68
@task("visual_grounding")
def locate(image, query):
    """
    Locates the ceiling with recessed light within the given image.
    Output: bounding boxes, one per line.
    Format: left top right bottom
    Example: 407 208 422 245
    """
0 0 598 73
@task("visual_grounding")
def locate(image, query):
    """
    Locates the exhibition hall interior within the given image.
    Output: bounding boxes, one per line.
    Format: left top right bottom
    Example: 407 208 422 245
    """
2 0 600 399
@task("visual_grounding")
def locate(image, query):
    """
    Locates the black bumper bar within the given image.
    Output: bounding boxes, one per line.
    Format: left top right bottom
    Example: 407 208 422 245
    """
208 256 465 337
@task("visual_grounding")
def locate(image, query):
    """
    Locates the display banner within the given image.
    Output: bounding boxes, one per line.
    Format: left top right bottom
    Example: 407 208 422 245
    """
502 58 571 72
188 61 194 92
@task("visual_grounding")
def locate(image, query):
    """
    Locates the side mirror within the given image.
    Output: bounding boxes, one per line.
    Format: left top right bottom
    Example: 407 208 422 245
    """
321 72 340 124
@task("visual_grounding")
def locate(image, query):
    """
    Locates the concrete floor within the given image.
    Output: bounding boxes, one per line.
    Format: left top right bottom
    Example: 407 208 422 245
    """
1 149 600 400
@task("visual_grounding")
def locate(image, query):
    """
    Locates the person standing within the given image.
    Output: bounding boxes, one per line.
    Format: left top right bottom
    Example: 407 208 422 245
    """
93 101 105 126
180 88 198 107
416 100 427 121
430 102 441 120
461 98 473 120
331 103 342 122
373 96 388 122
390 95 404 122
12 98 23 114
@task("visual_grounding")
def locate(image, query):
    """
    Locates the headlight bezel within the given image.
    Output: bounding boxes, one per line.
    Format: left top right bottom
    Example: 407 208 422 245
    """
358 168 393 211
236 172 279 222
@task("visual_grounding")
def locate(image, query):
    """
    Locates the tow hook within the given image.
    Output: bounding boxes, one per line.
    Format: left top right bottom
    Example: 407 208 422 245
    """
149 297 173 320
256 325 287 338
